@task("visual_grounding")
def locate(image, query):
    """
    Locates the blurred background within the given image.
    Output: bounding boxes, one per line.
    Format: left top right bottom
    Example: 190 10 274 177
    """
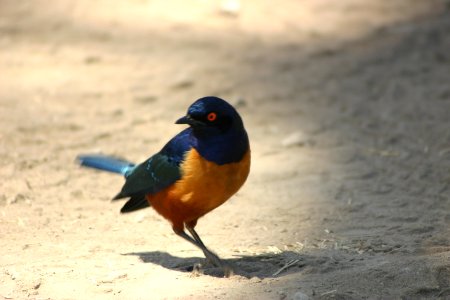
1 0 450 299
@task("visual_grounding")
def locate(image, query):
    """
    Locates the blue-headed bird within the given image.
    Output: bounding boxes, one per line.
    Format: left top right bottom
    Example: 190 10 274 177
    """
77 96 250 276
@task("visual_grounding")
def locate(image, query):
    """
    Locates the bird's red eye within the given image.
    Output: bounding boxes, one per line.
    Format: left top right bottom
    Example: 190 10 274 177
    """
207 112 217 122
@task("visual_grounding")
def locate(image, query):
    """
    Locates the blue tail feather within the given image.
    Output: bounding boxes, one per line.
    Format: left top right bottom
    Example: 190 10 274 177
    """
77 154 135 176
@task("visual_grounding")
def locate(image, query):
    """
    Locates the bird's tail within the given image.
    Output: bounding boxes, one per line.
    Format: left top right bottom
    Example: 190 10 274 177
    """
76 154 135 176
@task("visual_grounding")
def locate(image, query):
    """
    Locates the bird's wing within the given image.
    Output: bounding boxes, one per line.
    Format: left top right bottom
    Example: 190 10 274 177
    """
112 128 193 214
112 152 181 201
118 194 150 213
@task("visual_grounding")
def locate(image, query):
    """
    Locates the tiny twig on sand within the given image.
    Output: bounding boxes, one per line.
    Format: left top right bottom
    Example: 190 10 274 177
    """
272 259 300 276
321 290 337 296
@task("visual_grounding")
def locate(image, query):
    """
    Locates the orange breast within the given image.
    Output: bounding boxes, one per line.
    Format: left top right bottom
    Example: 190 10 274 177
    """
146 148 251 231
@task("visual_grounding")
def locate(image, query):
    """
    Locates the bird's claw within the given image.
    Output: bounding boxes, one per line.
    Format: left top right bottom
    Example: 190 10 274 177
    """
203 252 234 277
222 264 234 277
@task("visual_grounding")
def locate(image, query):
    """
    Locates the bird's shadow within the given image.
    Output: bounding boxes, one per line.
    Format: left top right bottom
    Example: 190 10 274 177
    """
123 250 309 278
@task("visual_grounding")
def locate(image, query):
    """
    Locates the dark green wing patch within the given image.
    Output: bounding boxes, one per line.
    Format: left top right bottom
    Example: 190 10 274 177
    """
112 152 181 203
119 195 150 213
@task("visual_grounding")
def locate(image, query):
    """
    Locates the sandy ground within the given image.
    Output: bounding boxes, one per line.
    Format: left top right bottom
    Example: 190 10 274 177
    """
1 0 450 299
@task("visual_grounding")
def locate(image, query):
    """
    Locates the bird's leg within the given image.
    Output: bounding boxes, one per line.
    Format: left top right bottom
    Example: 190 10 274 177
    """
186 225 234 277
175 228 233 277
184 220 210 251
186 226 207 248
175 230 222 267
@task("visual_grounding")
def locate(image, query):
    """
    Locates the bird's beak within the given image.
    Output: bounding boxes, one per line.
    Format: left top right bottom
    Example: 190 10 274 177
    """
175 115 191 125
175 115 204 126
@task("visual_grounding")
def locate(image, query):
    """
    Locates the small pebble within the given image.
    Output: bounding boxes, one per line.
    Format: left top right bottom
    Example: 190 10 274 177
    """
170 73 194 89
293 291 310 300
84 56 101 64
281 132 309 147
219 0 240 16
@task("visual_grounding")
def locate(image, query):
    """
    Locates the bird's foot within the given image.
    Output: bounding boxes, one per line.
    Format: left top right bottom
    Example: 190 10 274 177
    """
203 251 234 277
222 263 234 278
190 263 204 276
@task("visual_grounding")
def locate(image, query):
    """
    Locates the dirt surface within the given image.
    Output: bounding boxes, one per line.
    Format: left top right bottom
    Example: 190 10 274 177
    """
1 1 450 299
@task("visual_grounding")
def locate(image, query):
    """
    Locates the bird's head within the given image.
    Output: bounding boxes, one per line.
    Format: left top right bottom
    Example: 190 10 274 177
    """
176 96 244 134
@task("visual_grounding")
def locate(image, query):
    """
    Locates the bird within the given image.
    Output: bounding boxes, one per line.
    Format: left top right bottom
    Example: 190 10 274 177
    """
77 96 250 276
